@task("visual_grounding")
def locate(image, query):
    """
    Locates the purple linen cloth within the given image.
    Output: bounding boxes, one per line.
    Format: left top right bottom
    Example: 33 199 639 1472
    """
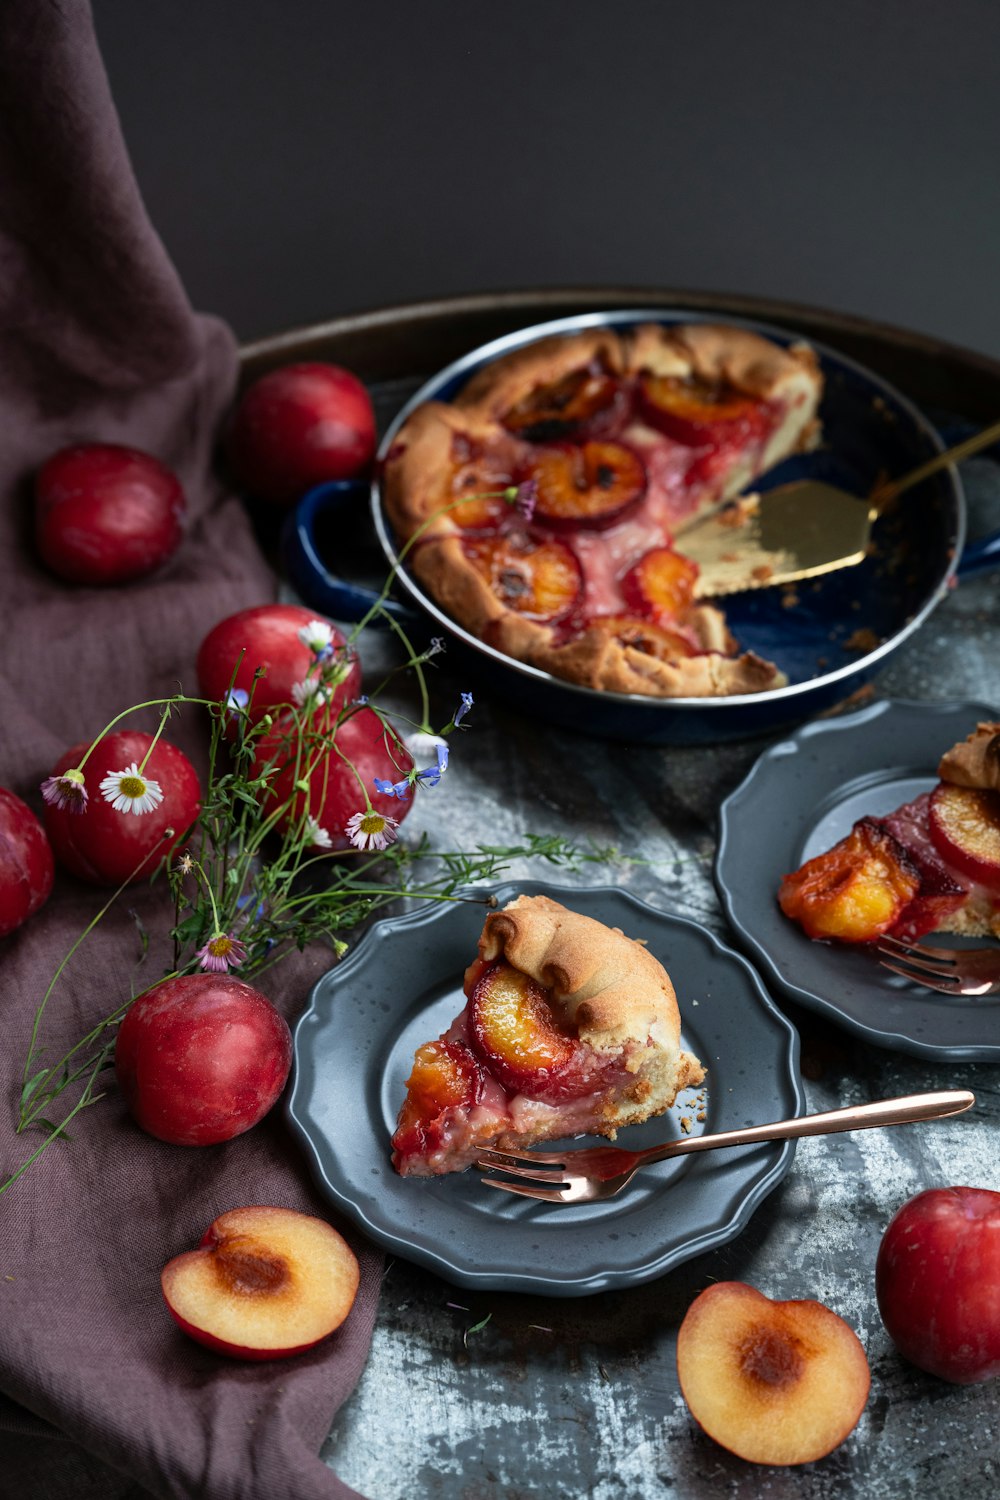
0 5 379 1496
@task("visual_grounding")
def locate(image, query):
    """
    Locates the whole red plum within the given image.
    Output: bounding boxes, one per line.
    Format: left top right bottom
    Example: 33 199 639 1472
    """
227 362 376 505
43 730 200 886
196 603 361 726
876 1185 1000 1384
35 443 186 585
0 788 55 937
114 973 293 1146
257 704 414 850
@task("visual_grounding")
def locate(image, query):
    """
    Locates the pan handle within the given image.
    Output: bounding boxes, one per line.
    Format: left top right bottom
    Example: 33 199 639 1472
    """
280 481 419 627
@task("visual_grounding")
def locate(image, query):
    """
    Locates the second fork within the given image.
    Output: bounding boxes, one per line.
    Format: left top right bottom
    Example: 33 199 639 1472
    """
876 934 1000 996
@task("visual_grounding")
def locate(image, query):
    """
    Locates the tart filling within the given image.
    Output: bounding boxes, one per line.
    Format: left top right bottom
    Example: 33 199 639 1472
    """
779 722 1000 945
382 323 823 700
391 894 705 1177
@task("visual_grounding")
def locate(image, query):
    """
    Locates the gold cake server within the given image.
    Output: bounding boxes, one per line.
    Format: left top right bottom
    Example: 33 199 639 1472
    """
683 416 1000 598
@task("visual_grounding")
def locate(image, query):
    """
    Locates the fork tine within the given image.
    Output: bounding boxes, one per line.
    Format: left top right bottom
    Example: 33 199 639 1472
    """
476 1146 569 1169
474 1156 566 1182
877 934 959 966
482 1178 569 1203
877 957 961 992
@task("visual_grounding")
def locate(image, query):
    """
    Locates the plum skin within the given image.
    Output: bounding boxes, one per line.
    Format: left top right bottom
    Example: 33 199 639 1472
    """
227 362 376 505
0 788 55 937
42 731 200 886
114 974 293 1146
196 603 361 726
875 1185 1000 1384
35 443 186 585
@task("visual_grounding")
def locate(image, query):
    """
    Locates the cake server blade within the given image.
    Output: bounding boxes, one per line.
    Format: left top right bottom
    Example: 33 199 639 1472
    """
685 415 1000 598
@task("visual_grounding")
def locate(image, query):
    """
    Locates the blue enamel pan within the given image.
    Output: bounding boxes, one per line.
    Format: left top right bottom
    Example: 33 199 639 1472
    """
281 310 1000 745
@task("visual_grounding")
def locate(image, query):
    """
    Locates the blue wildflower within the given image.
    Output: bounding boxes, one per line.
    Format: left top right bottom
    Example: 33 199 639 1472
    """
454 692 474 727
373 775 412 799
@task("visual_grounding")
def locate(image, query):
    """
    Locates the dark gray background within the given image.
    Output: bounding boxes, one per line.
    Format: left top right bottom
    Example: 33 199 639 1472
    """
94 1 1000 356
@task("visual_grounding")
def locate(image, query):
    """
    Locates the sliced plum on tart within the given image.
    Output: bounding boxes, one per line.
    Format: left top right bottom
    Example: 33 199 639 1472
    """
635 370 775 452
518 439 647 531
460 529 583 622
779 722 1000 946
499 356 631 443
390 894 705 1178
621 545 700 625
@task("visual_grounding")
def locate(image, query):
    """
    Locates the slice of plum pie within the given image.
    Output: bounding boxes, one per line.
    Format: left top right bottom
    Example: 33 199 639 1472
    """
779 721 1000 945
391 894 705 1177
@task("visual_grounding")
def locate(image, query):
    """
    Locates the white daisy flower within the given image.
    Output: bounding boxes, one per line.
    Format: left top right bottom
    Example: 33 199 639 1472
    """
297 619 335 655
305 815 333 850
405 729 448 761
291 678 331 708
99 762 164 816
345 809 399 852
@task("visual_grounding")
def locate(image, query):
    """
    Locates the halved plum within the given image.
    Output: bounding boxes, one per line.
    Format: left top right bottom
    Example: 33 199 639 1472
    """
501 361 629 443
637 372 773 449
391 1038 486 1161
468 959 613 1102
462 529 582 621
520 441 646 530
928 783 1000 889
622 546 699 623
778 819 921 943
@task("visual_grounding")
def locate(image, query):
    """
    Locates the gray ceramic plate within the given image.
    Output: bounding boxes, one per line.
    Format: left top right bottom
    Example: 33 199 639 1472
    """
715 698 1000 1061
286 879 803 1296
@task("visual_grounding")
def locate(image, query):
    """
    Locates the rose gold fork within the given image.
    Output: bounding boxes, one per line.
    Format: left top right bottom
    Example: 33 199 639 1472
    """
876 935 1000 995
477 1090 974 1203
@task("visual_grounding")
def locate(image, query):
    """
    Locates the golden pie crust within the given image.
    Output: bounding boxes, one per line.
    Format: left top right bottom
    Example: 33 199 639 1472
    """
382 322 822 699
938 721 1000 792
477 894 705 1100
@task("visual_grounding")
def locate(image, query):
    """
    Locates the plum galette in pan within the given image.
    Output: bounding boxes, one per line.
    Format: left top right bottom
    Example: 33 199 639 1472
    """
381 322 822 698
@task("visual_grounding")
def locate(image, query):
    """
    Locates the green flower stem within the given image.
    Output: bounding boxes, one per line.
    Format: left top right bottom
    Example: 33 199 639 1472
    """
19 835 175 1100
136 700 176 775
2 1062 110 1196
72 693 220 772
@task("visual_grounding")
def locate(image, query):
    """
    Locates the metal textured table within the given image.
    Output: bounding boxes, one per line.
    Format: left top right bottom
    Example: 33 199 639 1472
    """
251 293 1000 1499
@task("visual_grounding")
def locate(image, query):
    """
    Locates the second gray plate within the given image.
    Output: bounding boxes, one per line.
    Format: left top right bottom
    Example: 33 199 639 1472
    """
715 697 1000 1061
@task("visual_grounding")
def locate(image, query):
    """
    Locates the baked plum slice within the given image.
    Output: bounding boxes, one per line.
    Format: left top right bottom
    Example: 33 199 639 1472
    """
467 959 613 1102
501 361 630 442
391 1039 487 1162
462 529 582 621
520 441 646 530
928 783 1000 887
778 819 922 943
622 546 699 623
446 433 513 529
592 614 699 662
637 372 773 449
